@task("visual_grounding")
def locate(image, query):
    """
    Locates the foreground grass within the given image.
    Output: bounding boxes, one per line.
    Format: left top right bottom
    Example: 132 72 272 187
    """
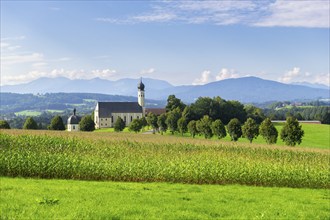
1 177 329 219
1 130 329 188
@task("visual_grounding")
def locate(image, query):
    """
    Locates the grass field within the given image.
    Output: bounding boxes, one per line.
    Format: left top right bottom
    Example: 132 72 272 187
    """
14 110 42 117
1 177 329 219
158 123 329 149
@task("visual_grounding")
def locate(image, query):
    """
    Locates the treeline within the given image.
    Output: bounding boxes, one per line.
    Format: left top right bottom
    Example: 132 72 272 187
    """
127 95 304 146
264 106 329 124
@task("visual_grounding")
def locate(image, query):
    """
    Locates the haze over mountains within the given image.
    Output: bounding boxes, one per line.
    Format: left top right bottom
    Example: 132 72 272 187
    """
1 76 329 103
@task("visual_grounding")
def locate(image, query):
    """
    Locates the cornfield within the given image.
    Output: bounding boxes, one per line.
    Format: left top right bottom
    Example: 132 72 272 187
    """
0 130 329 188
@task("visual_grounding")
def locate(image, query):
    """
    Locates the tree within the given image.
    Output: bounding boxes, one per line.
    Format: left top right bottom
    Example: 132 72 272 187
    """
0 120 10 129
79 115 95 131
157 113 167 135
49 116 65 130
165 108 181 134
211 119 226 139
23 117 38 130
244 105 265 124
114 117 125 132
166 95 186 112
187 120 198 138
259 118 278 144
146 112 158 134
140 117 148 129
177 117 187 136
129 118 142 133
242 118 259 143
227 118 242 141
280 117 304 146
196 115 213 139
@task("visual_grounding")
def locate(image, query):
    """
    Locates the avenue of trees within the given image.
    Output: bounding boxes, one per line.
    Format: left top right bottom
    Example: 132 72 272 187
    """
143 95 305 146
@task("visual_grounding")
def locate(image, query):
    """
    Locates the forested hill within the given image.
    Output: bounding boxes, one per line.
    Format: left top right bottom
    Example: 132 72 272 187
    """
0 93 165 115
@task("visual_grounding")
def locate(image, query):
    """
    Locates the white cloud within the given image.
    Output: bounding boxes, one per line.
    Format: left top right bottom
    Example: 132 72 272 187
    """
193 70 213 85
279 67 301 83
91 69 117 79
1 68 118 85
215 68 239 81
255 0 330 28
140 68 155 75
1 53 44 65
95 1 329 28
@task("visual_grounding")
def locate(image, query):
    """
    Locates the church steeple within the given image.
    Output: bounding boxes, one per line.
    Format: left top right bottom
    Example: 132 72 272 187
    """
138 78 145 107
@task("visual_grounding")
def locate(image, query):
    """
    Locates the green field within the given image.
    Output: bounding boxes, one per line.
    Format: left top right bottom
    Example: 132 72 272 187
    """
157 123 330 149
15 110 42 116
1 177 329 219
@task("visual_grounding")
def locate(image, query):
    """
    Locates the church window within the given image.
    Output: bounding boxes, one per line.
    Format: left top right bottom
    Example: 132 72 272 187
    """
124 116 126 122
111 116 113 122
131 116 133 121
137 116 139 119
73 125 75 129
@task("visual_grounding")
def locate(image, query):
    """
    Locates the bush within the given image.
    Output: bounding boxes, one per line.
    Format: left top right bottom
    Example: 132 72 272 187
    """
129 119 142 133
280 117 304 146
23 117 38 130
227 118 242 141
79 115 95 132
0 120 10 129
114 117 125 132
259 118 278 144
49 116 65 131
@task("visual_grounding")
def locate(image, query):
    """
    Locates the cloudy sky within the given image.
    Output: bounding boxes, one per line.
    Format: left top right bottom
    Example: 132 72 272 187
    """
1 0 329 86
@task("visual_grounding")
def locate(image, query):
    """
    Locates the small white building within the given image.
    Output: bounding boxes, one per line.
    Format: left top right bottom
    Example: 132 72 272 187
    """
94 79 146 129
67 108 81 131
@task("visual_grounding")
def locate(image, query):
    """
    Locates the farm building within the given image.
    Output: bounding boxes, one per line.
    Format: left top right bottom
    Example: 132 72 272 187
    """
94 79 146 129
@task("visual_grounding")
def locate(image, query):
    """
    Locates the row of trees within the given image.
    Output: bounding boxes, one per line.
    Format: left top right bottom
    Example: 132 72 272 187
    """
0 115 95 132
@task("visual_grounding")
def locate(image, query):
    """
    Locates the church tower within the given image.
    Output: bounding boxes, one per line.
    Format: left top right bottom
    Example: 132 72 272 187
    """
137 78 145 107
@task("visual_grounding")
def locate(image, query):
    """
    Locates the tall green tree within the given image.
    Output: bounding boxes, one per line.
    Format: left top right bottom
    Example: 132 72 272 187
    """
211 119 226 139
259 118 278 144
23 117 38 130
114 117 125 132
196 115 213 139
227 118 242 141
0 120 10 129
187 120 198 138
177 117 187 136
165 108 181 134
242 118 259 143
146 112 158 134
79 115 95 132
280 117 304 146
166 95 186 112
49 116 65 130
129 118 142 133
157 113 167 135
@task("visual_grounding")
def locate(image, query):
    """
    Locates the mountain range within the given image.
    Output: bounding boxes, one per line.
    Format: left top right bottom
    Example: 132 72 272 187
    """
1 76 329 103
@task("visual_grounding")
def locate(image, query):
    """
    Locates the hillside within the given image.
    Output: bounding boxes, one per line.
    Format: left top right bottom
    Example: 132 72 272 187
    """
1 76 329 103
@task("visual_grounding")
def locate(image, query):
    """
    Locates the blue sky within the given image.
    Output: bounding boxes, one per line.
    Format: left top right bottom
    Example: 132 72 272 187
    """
1 0 329 86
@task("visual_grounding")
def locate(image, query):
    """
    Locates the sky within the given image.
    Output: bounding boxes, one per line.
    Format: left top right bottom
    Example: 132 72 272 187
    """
1 0 329 86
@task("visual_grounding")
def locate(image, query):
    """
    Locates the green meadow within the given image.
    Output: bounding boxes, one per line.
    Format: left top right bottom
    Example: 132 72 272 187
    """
1 177 329 220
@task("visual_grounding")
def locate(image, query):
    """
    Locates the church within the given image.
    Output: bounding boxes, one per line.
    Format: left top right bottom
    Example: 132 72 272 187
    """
94 79 146 129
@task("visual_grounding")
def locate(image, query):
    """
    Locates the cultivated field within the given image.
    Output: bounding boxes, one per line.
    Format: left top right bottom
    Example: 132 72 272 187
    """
1 128 329 219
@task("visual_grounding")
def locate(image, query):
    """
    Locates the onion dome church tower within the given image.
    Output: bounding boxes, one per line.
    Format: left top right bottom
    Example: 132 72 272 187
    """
137 78 145 107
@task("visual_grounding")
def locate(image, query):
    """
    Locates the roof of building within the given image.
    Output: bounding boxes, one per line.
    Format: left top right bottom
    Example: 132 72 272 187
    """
98 102 143 117
137 79 145 91
68 108 81 124
145 108 166 116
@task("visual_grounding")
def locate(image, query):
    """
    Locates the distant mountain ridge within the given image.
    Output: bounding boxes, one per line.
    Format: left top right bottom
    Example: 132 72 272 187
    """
1 76 329 103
